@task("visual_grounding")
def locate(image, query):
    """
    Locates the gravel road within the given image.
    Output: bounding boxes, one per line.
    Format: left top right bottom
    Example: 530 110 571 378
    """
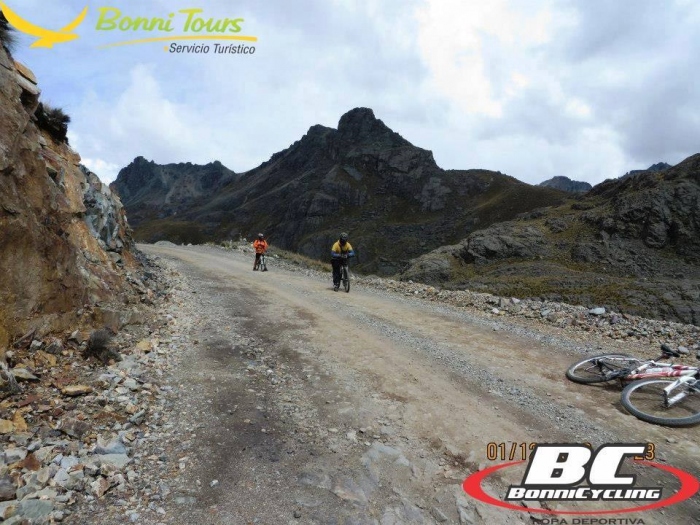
96 243 699 525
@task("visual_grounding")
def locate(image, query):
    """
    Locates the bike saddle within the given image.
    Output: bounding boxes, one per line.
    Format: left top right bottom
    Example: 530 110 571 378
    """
661 343 681 358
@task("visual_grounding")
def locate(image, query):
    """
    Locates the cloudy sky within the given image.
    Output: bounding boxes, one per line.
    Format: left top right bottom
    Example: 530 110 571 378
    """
7 0 700 185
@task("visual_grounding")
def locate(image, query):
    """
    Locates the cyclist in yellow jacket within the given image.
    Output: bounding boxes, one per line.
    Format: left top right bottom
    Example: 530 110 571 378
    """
331 232 355 291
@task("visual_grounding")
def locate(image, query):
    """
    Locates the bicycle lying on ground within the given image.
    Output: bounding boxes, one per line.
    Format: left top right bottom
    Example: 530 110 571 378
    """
566 344 697 384
566 344 700 426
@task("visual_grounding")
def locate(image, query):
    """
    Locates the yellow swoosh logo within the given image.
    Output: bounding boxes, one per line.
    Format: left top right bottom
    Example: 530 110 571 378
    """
0 2 87 48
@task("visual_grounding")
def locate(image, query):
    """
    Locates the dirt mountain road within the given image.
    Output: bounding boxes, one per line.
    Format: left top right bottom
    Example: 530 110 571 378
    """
130 243 700 525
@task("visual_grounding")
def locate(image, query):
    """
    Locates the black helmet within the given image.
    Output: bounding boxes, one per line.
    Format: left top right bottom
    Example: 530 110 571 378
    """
340 232 349 242
258 233 265 240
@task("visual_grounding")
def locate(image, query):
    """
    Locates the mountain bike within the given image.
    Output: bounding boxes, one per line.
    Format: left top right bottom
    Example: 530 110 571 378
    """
333 254 351 293
340 255 350 292
566 344 698 384
567 344 700 426
620 372 700 426
254 253 268 271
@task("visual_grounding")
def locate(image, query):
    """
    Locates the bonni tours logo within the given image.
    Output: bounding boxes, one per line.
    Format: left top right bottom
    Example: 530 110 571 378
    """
0 2 87 48
0 3 258 52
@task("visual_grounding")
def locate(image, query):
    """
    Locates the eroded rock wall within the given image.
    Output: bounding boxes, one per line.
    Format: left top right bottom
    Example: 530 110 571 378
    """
0 47 134 347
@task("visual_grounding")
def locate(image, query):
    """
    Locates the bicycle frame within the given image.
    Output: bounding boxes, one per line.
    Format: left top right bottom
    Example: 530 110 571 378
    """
662 376 699 407
624 361 698 381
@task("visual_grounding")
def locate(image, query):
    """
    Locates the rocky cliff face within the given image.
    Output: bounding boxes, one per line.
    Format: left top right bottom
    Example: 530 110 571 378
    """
0 45 136 348
538 176 592 193
113 108 566 274
402 155 700 324
110 157 237 228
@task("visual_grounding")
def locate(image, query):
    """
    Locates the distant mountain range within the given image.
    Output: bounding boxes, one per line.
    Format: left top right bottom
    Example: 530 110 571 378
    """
113 158 237 227
620 162 672 180
111 109 699 324
112 108 566 275
538 176 592 193
538 163 673 194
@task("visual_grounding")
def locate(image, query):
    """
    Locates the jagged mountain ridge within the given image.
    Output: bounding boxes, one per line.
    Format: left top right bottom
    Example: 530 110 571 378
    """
113 108 567 274
620 162 672 180
402 154 700 324
536 162 671 193
112 157 237 226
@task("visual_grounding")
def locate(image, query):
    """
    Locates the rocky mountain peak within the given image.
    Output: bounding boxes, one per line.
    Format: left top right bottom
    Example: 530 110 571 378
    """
338 107 380 133
337 107 410 148
619 161 672 180
538 175 592 193
131 155 153 167
306 123 334 136
648 162 672 172
260 108 420 174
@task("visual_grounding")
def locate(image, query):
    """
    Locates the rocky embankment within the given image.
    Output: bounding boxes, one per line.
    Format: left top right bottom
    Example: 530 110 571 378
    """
0 44 136 348
402 154 700 325
364 279 700 351
0 257 168 524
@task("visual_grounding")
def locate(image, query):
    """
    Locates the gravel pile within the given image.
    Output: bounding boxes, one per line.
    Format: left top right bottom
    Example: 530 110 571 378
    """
0 262 177 524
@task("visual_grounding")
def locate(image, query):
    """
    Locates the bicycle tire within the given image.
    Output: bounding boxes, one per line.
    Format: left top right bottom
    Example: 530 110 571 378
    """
261 255 267 271
343 267 350 293
621 378 700 427
566 354 642 384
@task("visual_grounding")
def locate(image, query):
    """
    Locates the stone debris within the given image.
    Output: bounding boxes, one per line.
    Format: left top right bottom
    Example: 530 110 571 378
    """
10 369 39 382
354 278 699 349
0 256 172 524
60 385 93 396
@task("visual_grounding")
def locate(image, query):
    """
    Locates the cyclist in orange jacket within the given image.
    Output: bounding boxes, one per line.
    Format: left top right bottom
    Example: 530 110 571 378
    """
253 233 268 271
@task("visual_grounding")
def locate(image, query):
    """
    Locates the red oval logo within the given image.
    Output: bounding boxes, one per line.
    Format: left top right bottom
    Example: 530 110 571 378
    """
463 460 699 515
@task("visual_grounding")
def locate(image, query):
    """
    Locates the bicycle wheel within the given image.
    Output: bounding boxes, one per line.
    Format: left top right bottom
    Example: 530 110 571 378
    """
621 378 700 426
261 255 267 271
566 354 642 384
343 267 350 293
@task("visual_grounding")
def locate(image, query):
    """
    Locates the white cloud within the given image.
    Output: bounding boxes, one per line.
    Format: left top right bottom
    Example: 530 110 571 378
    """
11 0 700 188
414 0 569 117
80 157 122 184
